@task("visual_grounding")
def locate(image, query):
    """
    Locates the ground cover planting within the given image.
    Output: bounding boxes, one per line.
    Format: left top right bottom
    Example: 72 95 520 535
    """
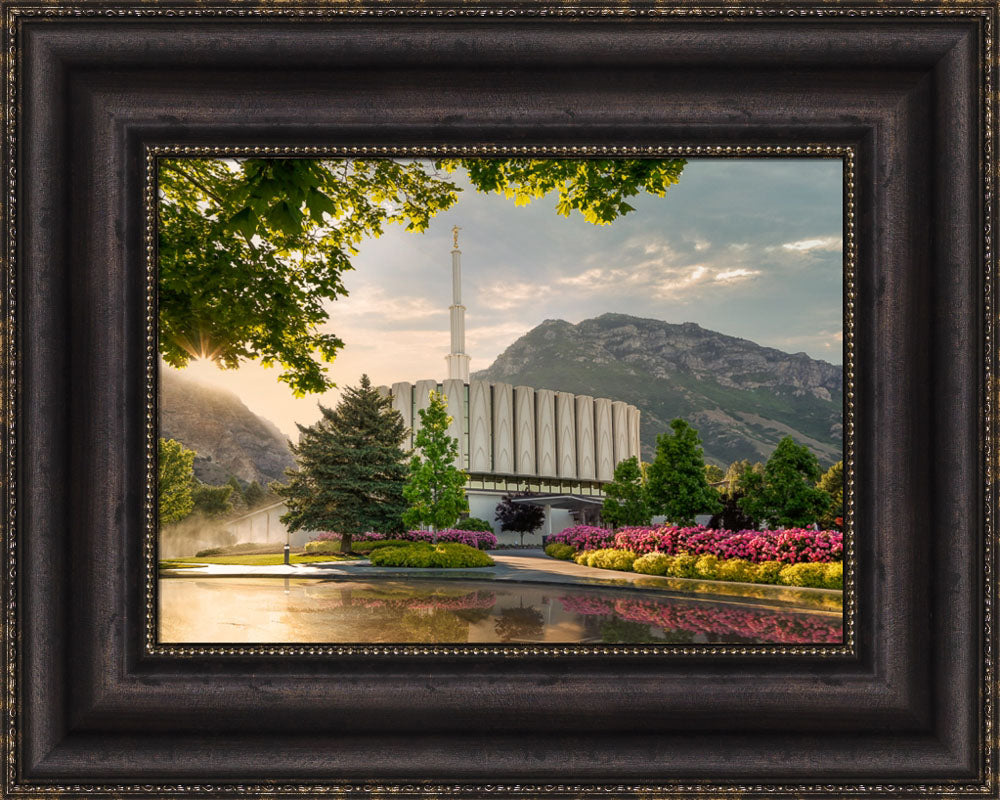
545 524 844 590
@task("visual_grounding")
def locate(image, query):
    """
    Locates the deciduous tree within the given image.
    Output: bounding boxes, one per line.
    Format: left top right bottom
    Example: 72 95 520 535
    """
494 493 546 547
601 456 652 528
402 391 469 533
158 437 196 525
645 419 722 525
737 437 832 529
816 460 844 529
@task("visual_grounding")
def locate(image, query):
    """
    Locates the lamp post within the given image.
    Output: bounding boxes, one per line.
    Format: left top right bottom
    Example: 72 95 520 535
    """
283 512 290 565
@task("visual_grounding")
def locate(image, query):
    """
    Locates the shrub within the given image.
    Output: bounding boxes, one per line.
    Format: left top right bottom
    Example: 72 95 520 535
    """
588 548 638 571
367 542 495 569
545 542 577 560
753 560 785 584
435 528 498 550
778 562 830 588
454 517 494 532
715 558 756 583
668 553 698 578
694 554 720 580
303 540 342 555
633 552 673 576
546 525 616 552
823 561 844 589
574 550 594 566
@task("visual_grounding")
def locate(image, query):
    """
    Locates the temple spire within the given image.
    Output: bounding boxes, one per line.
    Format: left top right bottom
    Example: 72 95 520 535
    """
445 227 471 382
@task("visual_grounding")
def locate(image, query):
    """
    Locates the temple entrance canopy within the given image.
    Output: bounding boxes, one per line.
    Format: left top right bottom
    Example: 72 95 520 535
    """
511 494 604 537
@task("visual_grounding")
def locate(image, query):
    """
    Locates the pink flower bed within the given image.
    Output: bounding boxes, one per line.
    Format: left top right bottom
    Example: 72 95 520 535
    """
545 525 616 552
549 524 842 564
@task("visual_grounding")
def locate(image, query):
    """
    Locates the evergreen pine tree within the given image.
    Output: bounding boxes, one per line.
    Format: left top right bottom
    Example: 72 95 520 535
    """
191 482 234 517
402 391 469 533
227 476 247 512
645 419 722 525
243 480 267 510
601 456 652 528
737 436 832 528
275 375 409 553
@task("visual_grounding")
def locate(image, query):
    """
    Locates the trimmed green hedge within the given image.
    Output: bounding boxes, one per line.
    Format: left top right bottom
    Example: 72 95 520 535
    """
367 542 495 569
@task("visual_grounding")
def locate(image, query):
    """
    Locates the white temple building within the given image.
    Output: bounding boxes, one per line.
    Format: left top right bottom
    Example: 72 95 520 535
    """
376 227 641 545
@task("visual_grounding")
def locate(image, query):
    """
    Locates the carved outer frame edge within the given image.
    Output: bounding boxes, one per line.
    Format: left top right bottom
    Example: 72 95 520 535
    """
1 4 996 797
143 142 856 661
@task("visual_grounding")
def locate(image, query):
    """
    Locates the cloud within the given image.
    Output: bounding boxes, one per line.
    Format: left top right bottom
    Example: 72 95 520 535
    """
327 283 445 322
477 280 554 310
714 268 760 283
781 236 842 253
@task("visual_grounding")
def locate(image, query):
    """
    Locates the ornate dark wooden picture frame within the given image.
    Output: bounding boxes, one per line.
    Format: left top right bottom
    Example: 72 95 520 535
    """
2 3 995 796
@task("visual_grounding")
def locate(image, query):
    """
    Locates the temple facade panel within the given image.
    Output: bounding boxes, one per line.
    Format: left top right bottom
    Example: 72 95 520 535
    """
391 381 414 447
535 389 557 478
468 380 492 472
628 406 642 461
595 397 614 481
514 385 537 475
556 392 577 479
574 395 596 480
492 382 514 474
612 401 630 465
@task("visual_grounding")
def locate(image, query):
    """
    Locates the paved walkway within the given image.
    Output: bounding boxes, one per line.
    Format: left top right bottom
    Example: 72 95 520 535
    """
161 548 841 612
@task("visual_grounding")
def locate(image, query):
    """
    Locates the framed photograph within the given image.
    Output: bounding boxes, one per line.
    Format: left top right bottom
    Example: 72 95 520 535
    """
3 1 995 796
155 153 848 649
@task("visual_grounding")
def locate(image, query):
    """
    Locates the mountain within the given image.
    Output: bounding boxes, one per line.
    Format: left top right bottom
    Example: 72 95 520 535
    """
472 313 843 468
159 368 296 487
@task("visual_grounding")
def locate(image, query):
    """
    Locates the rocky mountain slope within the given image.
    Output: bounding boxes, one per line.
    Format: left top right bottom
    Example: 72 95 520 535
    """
473 313 843 468
159 368 295 486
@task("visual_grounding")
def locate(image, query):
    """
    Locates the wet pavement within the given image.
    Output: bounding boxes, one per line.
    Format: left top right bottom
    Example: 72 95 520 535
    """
160 549 842 614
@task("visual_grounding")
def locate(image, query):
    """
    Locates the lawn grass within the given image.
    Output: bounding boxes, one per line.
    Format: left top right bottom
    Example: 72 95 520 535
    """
159 553 359 568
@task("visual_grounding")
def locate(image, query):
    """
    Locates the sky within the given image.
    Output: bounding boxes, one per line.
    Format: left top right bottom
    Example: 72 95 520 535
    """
166 158 844 439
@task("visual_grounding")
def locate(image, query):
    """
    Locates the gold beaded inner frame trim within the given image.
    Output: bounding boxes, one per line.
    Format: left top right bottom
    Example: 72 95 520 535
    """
143 143 858 659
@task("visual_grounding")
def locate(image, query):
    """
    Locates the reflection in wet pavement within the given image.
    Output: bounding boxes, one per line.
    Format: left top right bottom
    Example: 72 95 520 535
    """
159 577 843 645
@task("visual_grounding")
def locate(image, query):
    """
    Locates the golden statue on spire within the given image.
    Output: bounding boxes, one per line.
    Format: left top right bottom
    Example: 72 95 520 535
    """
452 225 461 249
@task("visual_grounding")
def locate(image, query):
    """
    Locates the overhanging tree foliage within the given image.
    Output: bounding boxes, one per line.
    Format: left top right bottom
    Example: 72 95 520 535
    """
159 157 686 394
275 375 409 552
601 456 652 528
158 437 196 525
402 391 469 533
645 419 722 526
